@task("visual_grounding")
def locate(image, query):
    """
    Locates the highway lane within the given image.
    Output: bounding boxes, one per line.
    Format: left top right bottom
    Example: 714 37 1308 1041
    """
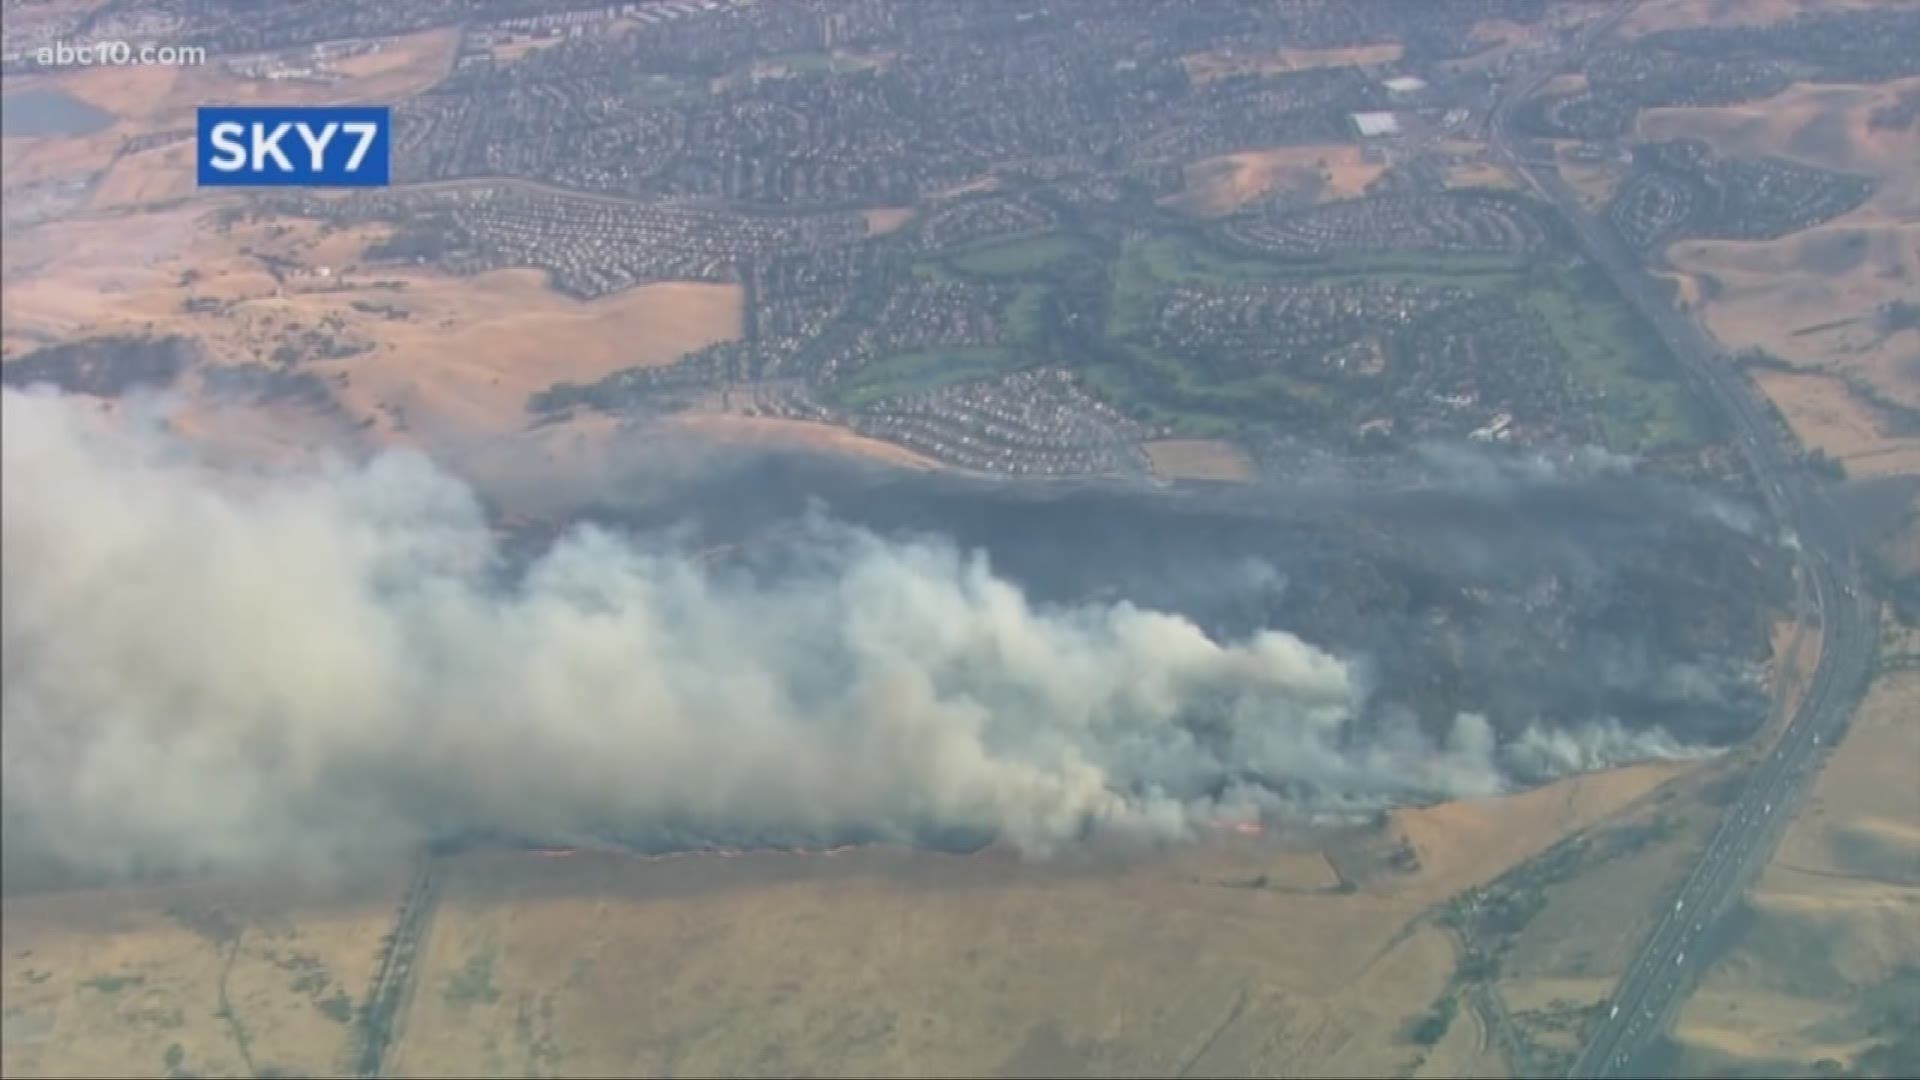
355 856 439 1078
1480 20 1879 1078
1568 583 1873 1078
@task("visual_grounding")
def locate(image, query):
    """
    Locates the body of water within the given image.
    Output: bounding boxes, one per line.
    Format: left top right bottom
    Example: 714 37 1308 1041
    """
1 88 116 138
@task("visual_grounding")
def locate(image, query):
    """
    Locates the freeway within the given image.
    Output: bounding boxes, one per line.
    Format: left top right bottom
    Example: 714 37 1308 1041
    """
355 855 439 1078
1483 15 1881 1079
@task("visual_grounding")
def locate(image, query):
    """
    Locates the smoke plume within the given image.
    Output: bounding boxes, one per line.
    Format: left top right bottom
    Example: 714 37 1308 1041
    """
2 387 1698 881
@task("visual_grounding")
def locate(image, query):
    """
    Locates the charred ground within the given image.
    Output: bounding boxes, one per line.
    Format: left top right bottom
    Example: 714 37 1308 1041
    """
549 449 1786 773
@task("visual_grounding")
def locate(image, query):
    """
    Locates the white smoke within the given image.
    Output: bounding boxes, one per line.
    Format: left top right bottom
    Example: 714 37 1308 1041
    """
1501 717 1718 783
1409 441 1638 493
1 387 1698 880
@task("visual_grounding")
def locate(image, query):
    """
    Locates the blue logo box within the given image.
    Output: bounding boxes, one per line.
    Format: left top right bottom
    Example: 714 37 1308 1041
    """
197 106 391 187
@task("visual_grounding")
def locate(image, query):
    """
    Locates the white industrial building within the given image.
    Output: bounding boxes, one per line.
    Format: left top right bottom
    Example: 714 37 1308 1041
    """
1351 111 1401 137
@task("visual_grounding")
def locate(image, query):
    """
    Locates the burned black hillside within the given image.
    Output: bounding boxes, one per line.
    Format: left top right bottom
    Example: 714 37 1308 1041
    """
554 450 1789 763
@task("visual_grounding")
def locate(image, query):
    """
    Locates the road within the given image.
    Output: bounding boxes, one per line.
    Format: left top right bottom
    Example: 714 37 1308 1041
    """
1482 14 1881 1078
355 855 439 1078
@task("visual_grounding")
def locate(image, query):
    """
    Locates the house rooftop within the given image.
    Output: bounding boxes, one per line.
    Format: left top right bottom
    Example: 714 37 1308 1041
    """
1352 111 1401 137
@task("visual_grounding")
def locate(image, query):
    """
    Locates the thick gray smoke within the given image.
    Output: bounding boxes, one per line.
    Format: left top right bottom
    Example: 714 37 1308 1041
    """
1 388 1701 881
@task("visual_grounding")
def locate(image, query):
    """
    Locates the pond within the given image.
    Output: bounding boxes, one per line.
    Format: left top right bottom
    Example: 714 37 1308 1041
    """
1 88 116 138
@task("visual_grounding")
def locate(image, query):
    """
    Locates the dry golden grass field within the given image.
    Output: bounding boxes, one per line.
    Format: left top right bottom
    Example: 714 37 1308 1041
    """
1554 148 1627 213
1142 438 1257 482
1750 370 1920 480
1165 146 1388 217
1486 765 1730 1069
862 207 916 236
1669 671 1920 1076
3 29 458 198
1609 14 1920 1070
1617 0 1889 38
2 866 412 1080
1482 601 1907 1077
1 210 744 449
0 30 979 473
1 762 1702 1079
1180 43 1404 84
1438 160 1520 193
4 5 1914 1075
1639 77 1920 415
661 413 943 471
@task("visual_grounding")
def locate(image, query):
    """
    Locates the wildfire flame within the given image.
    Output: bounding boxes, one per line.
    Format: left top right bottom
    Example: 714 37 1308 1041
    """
1208 819 1268 837
526 842 867 864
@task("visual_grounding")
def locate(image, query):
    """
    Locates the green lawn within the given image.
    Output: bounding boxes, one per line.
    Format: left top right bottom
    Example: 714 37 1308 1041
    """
1078 361 1240 437
1108 232 1698 450
1105 236 1356 429
1122 233 1529 291
632 73 697 103
832 347 1031 410
948 232 1095 276
755 51 869 74
1004 285 1050 346
1525 268 1704 452
865 219 1699 451
1110 233 1531 340
768 51 835 72
910 259 964 285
